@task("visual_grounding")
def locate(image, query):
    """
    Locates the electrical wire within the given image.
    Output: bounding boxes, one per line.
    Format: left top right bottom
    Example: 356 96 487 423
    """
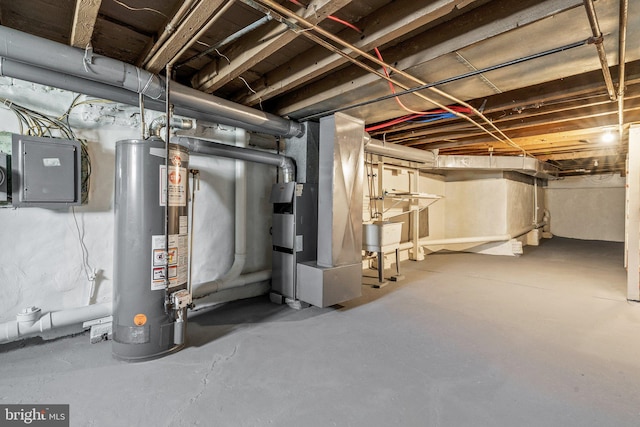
286 0 471 120
110 0 167 17
0 96 97 289
72 206 95 283
245 0 530 156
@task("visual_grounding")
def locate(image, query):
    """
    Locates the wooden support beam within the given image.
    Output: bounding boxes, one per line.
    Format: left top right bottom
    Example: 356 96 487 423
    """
233 0 487 106
70 0 102 48
536 148 624 161
192 0 354 94
272 0 583 116
144 0 227 74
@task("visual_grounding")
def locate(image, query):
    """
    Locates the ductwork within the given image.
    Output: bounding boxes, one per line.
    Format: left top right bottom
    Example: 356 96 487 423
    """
174 136 296 183
364 135 436 166
0 25 303 138
435 155 560 179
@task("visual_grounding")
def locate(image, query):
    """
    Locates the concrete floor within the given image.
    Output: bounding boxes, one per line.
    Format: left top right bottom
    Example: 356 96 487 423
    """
1 237 640 426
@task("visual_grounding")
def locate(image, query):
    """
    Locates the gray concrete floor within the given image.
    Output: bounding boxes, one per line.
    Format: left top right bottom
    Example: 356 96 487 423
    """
2 237 640 426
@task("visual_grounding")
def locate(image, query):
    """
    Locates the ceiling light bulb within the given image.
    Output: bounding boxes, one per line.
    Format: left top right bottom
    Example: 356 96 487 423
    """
602 131 615 144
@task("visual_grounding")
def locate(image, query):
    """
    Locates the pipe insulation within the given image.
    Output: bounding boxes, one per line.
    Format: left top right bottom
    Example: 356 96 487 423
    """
173 136 296 183
0 25 303 138
0 303 112 344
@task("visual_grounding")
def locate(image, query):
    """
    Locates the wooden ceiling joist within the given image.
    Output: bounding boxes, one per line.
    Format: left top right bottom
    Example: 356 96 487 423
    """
143 0 227 74
272 0 583 116
70 0 102 48
191 0 355 94
232 0 486 106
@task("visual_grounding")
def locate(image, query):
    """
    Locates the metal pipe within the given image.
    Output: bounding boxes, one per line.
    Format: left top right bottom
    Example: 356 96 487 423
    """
0 25 303 137
583 0 617 101
300 38 592 122
167 0 235 68
139 0 200 67
240 0 529 156
173 135 296 183
148 115 194 137
618 0 629 136
178 15 272 69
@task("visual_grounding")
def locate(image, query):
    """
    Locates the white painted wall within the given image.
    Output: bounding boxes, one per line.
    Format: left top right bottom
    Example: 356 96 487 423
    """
0 78 274 324
506 178 538 234
545 174 625 242
364 165 541 246
444 176 507 237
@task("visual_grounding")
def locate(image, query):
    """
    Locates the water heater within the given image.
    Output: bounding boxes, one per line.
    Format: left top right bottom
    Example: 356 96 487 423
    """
112 137 190 361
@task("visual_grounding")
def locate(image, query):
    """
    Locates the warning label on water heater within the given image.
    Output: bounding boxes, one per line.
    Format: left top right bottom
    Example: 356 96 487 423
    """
159 165 187 206
151 232 188 290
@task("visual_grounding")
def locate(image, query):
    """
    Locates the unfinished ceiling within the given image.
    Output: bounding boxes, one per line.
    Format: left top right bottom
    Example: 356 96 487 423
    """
0 0 635 176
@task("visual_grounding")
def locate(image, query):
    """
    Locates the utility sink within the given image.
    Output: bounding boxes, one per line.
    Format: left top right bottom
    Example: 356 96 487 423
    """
363 222 403 252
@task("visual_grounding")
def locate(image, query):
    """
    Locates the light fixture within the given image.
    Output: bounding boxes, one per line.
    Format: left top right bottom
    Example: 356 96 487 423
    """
601 130 616 144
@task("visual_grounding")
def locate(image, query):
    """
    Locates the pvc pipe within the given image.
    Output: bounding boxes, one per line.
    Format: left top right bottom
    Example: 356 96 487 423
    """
0 303 112 344
419 225 540 247
193 269 271 301
174 136 296 183
189 279 271 316
0 25 303 137
0 58 298 136
192 129 250 299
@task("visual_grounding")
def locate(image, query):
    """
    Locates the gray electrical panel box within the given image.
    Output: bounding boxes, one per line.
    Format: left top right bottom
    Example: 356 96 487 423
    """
11 134 82 208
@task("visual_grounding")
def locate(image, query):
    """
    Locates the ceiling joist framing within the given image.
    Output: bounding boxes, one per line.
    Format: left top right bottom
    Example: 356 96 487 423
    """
272 0 584 116
70 0 101 48
143 0 228 74
232 0 485 106
192 0 355 94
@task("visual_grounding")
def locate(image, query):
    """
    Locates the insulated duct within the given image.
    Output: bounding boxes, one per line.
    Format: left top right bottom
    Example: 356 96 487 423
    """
435 155 560 179
364 136 436 166
173 136 296 183
0 26 303 138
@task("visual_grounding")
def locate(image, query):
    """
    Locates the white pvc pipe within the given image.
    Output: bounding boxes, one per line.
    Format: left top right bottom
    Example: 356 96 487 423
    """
190 272 271 313
0 303 112 344
192 129 249 299
418 224 541 247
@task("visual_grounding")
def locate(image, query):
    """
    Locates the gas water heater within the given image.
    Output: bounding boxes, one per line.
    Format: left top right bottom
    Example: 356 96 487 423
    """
112 137 191 361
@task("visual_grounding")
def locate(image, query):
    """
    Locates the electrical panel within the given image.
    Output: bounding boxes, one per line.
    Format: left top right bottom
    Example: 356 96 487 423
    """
11 134 82 208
